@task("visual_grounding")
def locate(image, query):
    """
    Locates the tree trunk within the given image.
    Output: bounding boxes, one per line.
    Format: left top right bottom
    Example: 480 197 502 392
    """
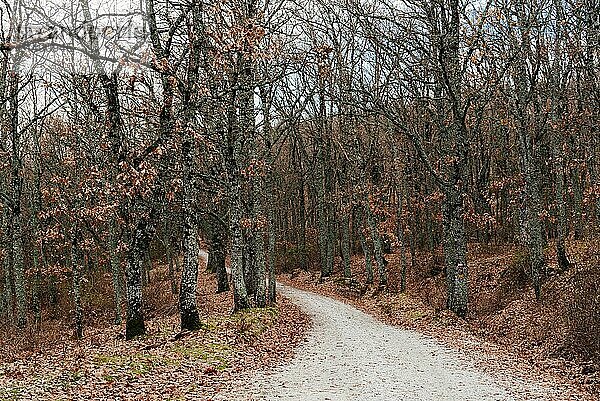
261 88 278 303
2 212 13 321
342 213 351 279
165 236 178 296
325 139 335 277
316 150 329 279
9 72 25 328
250 164 267 307
228 175 250 311
179 221 200 330
252 170 267 307
592 138 600 233
215 252 229 294
439 0 469 316
366 202 387 288
517 125 546 299
125 219 147 340
71 237 83 340
267 200 277 303
206 230 217 274
316 65 332 279
572 167 584 240
11 214 25 328
441 188 468 316
179 135 201 331
359 221 374 285
397 186 408 292
32 127 43 328
32 245 41 328
510 1 547 300
210 227 229 293
553 143 570 271
243 231 257 301
297 177 307 272
109 220 122 324
254 227 267 308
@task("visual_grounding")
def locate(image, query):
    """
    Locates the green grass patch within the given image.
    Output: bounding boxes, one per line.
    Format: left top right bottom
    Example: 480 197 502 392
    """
93 351 178 378
94 354 126 365
102 374 116 383
202 317 221 332
0 387 24 401
230 307 279 338
171 341 232 371
408 310 427 320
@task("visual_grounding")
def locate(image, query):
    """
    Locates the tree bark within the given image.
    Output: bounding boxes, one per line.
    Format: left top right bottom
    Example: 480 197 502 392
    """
366 202 387 288
267 201 277 303
1 212 13 321
441 188 468 316
109 220 122 324
210 227 229 294
164 231 178 296
125 219 148 340
316 140 330 279
228 177 250 311
9 72 25 328
359 216 374 285
397 186 408 292
179 216 200 330
438 0 469 316
178 115 201 331
71 236 83 340
552 141 570 271
549 4 571 271
342 213 352 279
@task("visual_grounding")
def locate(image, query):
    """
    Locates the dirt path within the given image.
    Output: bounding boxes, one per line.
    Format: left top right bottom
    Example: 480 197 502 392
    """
215 284 563 401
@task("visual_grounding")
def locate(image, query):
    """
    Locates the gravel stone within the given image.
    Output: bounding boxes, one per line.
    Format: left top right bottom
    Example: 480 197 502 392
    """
217 284 551 401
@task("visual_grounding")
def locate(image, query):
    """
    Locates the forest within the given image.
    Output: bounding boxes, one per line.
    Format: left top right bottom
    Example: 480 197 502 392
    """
1 0 599 399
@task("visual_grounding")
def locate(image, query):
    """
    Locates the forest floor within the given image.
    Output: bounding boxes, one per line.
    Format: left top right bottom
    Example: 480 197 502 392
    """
276 240 600 400
3 243 597 400
0 256 310 401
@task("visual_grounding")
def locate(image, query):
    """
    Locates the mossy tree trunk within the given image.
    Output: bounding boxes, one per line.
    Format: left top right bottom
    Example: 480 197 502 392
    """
109 220 123 324
9 71 26 328
366 201 387 288
359 206 374 285
125 218 149 340
70 234 83 340
509 2 547 300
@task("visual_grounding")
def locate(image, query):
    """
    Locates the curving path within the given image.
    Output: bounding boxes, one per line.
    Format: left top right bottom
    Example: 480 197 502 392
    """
216 284 554 401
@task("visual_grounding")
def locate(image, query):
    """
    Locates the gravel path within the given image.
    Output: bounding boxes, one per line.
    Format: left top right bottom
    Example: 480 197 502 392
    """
216 284 555 401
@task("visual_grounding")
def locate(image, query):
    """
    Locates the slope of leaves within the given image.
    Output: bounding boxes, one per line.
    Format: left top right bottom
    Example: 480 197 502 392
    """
0 268 309 401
